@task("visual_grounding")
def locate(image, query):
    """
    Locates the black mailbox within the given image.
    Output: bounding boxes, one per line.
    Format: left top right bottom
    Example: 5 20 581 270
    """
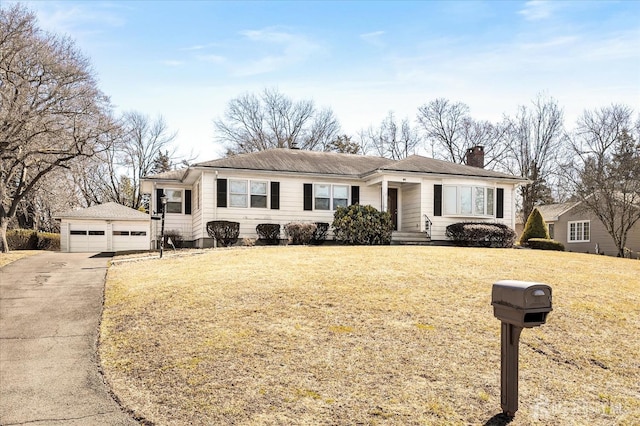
492 280 552 328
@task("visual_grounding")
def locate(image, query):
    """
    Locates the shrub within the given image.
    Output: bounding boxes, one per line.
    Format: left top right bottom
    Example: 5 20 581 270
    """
256 223 281 245
7 229 37 250
311 222 329 245
163 230 184 248
206 221 240 247
519 208 549 245
527 238 565 251
332 205 392 245
37 232 60 251
445 222 516 248
284 222 317 245
6 229 60 251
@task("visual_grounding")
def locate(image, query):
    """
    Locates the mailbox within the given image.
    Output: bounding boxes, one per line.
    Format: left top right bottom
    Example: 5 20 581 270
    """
492 280 552 328
491 280 553 417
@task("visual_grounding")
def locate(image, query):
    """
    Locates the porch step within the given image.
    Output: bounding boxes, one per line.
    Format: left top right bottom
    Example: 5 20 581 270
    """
391 231 431 245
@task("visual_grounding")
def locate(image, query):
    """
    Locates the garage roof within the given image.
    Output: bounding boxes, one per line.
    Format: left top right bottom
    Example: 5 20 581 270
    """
55 202 150 221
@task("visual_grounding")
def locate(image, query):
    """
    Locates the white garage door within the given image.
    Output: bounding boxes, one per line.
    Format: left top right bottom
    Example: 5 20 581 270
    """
112 225 149 251
69 223 108 252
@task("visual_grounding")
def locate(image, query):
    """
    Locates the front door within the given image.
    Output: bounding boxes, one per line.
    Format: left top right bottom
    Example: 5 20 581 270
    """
388 188 398 231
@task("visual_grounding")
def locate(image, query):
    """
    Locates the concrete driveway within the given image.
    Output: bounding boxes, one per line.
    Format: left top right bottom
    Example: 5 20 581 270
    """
0 252 138 425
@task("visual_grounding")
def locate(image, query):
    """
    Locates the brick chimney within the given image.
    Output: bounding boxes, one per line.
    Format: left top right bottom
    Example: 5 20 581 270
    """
466 146 484 168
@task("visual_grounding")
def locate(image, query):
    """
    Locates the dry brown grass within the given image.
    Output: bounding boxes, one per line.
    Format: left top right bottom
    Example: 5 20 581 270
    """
0 250 41 268
100 246 640 425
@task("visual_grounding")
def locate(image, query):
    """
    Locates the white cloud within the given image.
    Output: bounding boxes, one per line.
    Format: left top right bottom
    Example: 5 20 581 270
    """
518 0 556 21
233 27 322 76
360 30 386 47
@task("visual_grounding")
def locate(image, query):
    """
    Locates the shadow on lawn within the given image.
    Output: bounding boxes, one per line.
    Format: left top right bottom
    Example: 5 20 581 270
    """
483 413 514 426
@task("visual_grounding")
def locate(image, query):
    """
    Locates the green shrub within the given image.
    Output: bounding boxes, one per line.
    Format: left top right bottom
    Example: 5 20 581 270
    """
256 223 281 245
332 205 392 245
445 222 516 248
311 222 329 245
527 238 565 251
206 221 240 247
519 208 549 245
284 222 317 245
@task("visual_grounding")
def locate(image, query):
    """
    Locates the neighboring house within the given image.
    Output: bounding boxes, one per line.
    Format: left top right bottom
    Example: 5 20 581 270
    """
534 202 640 258
140 147 527 247
56 202 151 253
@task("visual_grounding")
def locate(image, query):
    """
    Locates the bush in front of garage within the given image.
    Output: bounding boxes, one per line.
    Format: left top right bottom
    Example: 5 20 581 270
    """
7 229 60 251
526 238 565 251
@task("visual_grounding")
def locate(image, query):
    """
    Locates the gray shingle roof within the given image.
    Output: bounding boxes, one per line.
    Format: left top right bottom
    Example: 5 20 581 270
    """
195 149 394 176
55 202 150 221
535 202 580 222
377 154 520 179
192 149 525 180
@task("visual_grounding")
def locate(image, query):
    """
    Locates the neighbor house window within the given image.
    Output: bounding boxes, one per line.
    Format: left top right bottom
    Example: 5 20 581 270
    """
113 231 129 236
250 181 268 208
229 180 248 207
195 182 200 210
568 221 590 242
443 185 496 216
166 189 183 213
548 223 554 239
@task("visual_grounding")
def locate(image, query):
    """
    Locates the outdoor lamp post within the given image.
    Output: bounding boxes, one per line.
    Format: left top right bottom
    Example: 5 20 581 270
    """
160 193 167 259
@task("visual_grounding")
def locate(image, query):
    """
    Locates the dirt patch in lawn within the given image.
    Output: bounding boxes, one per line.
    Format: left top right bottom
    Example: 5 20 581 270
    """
100 246 639 425
0 250 41 268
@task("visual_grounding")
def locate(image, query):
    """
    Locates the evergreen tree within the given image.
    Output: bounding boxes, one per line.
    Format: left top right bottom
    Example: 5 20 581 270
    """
519 208 549 245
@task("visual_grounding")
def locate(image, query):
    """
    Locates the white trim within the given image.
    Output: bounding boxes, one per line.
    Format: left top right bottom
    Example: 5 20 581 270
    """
567 220 590 243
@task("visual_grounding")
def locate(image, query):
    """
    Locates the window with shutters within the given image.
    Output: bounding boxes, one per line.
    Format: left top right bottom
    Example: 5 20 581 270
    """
165 189 183 213
250 181 268 208
443 185 496 217
228 179 269 208
314 184 349 210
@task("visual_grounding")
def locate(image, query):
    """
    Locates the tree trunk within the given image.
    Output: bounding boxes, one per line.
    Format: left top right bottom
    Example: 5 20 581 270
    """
0 216 10 253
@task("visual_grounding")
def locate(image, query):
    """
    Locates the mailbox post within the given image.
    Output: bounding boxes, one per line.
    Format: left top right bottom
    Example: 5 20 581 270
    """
491 280 552 417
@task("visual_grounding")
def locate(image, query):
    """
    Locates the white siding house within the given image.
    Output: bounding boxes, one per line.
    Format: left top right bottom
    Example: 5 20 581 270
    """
140 148 527 247
56 202 151 253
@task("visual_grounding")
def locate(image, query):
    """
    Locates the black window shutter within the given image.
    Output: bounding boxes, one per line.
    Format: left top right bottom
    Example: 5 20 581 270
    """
217 178 227 208
433 184 442 216
185 190 192 214
270 181 280 210
303 183 313 211
496 188 504 219
351 186 360 205
156 189 163 214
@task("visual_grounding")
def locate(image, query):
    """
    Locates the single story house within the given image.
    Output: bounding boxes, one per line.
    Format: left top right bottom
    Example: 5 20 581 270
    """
534 202 640 258
56 202 151 253
140 147 527 247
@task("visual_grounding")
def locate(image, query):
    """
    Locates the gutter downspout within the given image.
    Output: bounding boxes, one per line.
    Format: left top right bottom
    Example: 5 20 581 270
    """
214 170 218 248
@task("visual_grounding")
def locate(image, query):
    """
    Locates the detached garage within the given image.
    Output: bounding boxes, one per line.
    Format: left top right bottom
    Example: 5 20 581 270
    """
56 202 151 253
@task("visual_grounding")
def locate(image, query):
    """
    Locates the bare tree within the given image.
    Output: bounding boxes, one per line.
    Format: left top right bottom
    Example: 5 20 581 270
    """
416 98 507 168
501 94 567 222
0 5 116 252
568 104 640 257
214 88 340 154
359 111 421 159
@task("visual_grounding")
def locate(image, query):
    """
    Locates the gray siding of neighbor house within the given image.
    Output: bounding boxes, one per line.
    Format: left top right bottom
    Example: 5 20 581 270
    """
557 209 640 257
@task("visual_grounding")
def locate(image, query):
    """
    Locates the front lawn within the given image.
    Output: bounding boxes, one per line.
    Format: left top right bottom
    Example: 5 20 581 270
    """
100 246 639 425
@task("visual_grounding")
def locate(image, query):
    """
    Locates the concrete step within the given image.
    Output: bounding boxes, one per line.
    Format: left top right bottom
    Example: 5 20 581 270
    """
391 231 431 245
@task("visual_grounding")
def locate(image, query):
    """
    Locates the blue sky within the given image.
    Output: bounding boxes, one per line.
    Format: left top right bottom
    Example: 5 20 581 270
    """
14 0 640 161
